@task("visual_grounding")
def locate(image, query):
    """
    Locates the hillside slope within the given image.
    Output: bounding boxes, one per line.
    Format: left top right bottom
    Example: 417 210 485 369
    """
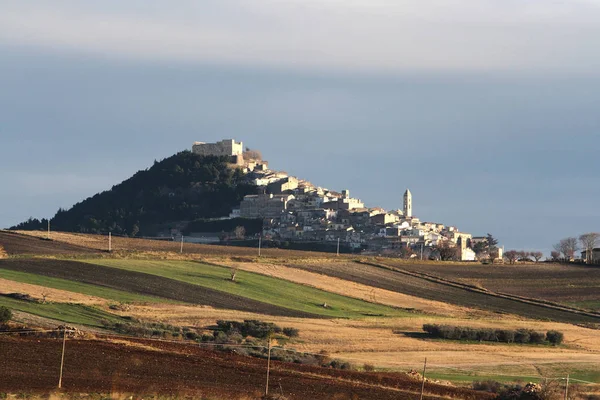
10 151 257 236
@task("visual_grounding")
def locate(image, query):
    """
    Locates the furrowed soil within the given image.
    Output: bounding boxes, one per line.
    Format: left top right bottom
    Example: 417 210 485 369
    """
0 336 492 400
219 259 477 318
387 260 600 311
0 258 319 318
285 260 600 324
0 231 99 256
14 230 348 259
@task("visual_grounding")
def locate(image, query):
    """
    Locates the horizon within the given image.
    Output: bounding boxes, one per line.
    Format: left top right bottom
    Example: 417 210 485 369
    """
2 1 599 255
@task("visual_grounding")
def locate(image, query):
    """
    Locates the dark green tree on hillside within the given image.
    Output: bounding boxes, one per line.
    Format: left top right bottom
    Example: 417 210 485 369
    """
10 152 257 236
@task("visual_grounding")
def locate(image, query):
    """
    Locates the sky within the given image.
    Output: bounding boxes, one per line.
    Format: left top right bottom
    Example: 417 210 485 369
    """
1 0 599 254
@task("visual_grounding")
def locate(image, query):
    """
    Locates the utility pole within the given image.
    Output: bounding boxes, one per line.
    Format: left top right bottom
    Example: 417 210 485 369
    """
180 235 184 254
58 327 67 389
337 238 340 256
420 243 424 260
108 232 112 252
419 357 427 400
265 338 272 396
258 234 262 257
564 374 569 400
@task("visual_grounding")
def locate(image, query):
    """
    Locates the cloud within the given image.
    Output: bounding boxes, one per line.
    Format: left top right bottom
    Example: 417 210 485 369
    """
1 0 600 72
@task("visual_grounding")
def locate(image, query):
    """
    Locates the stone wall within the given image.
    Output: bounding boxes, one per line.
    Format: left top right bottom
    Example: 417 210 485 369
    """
192 139 243 157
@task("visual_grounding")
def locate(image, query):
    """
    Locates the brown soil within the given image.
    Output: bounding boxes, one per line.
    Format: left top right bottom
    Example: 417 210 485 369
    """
0 335 492 399
388 261 600 307
0 258 319 318
221 260 475 317
285 260 600 324
14 230 351 260
0 231 99 256
0 278 107 305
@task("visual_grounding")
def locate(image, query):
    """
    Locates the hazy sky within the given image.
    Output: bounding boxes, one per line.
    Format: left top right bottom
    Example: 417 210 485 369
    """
1 0 599 253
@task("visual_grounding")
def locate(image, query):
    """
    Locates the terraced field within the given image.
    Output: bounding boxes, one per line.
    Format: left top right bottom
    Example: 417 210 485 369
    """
0 231 99 256
0 258 410 319
11 230 345 259
0 258 319 318
0 335 491 400
388 261 600 311
285 260 600 324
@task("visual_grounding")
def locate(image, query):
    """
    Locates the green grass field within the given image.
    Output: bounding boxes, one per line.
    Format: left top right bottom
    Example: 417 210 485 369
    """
83 259 417 319
0 268 172 304
0 295 124 327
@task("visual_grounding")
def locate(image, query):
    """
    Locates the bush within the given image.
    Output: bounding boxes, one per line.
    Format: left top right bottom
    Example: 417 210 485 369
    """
472 380 503 393
363 363 375 372
529 331 545 344
514 329 531 344
282 327 300 338
546 330 564 345
421 324 561 346
216 319 286 339
0 306 12 324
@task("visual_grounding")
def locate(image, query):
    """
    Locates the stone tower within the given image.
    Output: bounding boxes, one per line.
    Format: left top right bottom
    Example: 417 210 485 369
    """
403 189 412 218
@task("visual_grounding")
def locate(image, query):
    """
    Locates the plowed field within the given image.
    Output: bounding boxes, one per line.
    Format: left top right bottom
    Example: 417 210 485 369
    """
14 230 346 259
286 261 600 324
0 231 99 256
0 259 319 318
0 336 491 400
390 261 600 310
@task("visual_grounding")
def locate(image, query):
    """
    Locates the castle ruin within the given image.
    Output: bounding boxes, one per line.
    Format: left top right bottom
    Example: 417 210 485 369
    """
192 139 243 157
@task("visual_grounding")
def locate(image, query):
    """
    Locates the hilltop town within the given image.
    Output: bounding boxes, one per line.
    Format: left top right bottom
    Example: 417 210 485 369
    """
193 139 500 261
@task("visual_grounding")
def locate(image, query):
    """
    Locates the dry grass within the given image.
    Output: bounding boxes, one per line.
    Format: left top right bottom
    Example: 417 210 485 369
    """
0 278 107 305
115 302 600 375
0 245 7 259
14 230 355 260
215 259 478 318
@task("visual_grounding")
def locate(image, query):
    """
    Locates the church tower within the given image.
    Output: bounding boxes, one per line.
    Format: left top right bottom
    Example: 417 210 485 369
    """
403 189 412 218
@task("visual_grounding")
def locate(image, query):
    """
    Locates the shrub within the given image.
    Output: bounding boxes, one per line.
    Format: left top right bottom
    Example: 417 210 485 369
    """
282 327 300 338
497 330 515 343
546 330 564 345
421 324 557 345
514 329 531 344
472 380 503 393
216 319 287 339
0 306 12 324
363 363 375 372
185 331 199 340
529 331 545 344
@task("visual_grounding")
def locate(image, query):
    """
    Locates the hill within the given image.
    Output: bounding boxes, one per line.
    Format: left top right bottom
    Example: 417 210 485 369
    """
10 151 258 236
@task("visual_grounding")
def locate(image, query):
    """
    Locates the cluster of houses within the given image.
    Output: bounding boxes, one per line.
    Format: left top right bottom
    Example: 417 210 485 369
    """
193 140 493 260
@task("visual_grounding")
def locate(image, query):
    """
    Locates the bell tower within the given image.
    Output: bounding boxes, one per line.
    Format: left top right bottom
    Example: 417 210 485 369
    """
403 189 412 218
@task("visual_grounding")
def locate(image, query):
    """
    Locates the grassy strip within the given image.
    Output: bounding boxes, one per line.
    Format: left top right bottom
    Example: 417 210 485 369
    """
83 259 416 319
0 269 172 304
0 296 123 327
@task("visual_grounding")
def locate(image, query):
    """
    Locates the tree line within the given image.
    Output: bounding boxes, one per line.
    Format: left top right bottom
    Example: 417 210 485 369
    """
552 232 599 263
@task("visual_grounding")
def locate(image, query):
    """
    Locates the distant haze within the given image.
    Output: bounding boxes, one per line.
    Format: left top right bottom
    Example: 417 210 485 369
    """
1 1 599 254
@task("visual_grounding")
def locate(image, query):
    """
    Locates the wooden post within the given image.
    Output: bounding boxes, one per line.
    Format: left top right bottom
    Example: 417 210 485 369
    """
419 357 427 400
337 238 340 256
180 235 184 253
265 338 272 396
564 374 569 400
258 235 262 257
47 220 50 240
58 327 67 388
108 232 112 252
